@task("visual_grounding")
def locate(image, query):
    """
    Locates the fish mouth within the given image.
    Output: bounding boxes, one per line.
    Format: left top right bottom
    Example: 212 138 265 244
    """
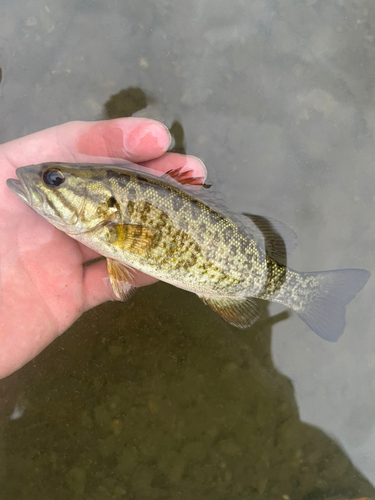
6 178 29 203
6 168 44 207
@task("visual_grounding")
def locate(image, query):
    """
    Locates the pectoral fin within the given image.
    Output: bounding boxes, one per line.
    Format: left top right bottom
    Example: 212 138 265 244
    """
107 258 138 301
108 224 155 254
199 296 260 329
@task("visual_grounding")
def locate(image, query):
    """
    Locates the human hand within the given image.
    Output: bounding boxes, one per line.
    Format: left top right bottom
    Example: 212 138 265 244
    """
0 118 207 379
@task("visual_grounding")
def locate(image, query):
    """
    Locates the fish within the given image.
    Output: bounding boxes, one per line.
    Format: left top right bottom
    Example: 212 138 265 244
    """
7 161 370 342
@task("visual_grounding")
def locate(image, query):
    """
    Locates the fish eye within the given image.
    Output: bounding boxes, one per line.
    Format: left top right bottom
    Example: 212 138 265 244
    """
42 169 65 187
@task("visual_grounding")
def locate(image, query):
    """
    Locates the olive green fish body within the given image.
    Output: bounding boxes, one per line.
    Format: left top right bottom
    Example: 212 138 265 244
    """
7 162 370 342
44 165 269 297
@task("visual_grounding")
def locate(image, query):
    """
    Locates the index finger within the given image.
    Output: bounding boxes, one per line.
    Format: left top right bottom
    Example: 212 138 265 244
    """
1 118 172 170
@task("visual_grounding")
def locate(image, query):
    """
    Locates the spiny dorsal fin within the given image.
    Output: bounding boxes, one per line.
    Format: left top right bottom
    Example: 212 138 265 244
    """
163 166 211 188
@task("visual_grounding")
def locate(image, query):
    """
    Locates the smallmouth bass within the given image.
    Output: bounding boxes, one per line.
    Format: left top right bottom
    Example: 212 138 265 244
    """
7 162 370 341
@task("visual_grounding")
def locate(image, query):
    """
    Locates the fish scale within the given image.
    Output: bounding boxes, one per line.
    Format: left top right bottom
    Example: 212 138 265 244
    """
7 161 370 342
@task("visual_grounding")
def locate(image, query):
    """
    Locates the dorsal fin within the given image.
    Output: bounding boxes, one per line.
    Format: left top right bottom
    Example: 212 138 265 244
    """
163 166 211 188
241 213 297 262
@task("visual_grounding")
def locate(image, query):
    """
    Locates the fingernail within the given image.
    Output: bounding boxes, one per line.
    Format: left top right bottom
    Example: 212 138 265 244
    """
168 135 176 150
155 120 173 149
123 121 172 158
189 155 208 179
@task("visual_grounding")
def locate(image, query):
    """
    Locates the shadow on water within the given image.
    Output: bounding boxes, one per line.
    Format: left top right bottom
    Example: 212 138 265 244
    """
103 87 149 120
103 86 187 155
0 91 370 499
0 284 374 500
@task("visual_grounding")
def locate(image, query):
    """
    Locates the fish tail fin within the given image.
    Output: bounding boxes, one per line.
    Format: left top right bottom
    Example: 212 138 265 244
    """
293 268 370 342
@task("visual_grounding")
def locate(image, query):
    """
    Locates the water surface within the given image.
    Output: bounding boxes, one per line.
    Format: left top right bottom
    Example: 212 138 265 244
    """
0 0 374 498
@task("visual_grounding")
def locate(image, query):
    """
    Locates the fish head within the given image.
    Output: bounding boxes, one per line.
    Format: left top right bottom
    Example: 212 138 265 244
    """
6 162 120 234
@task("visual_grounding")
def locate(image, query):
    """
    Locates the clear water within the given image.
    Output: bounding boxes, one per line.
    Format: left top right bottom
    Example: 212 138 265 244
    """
0 0 375 498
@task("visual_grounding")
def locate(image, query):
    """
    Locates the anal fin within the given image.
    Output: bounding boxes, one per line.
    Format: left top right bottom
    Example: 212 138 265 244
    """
107 258 137 301
199 295 260 329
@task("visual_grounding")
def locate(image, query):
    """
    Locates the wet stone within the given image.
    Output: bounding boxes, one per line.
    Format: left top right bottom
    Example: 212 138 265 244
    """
131 465 155 494
25 16 37 26
99 435 120 457
65 466 86 494
219 438 242 456
116 446 139 475
94 404 112 429
158 451 186 484
181 440 208 461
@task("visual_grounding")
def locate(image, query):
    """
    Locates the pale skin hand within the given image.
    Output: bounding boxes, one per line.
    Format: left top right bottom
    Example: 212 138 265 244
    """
0 118 207 379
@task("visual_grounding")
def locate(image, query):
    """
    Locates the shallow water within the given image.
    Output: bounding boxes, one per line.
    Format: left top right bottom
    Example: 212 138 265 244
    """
1 0 375 498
